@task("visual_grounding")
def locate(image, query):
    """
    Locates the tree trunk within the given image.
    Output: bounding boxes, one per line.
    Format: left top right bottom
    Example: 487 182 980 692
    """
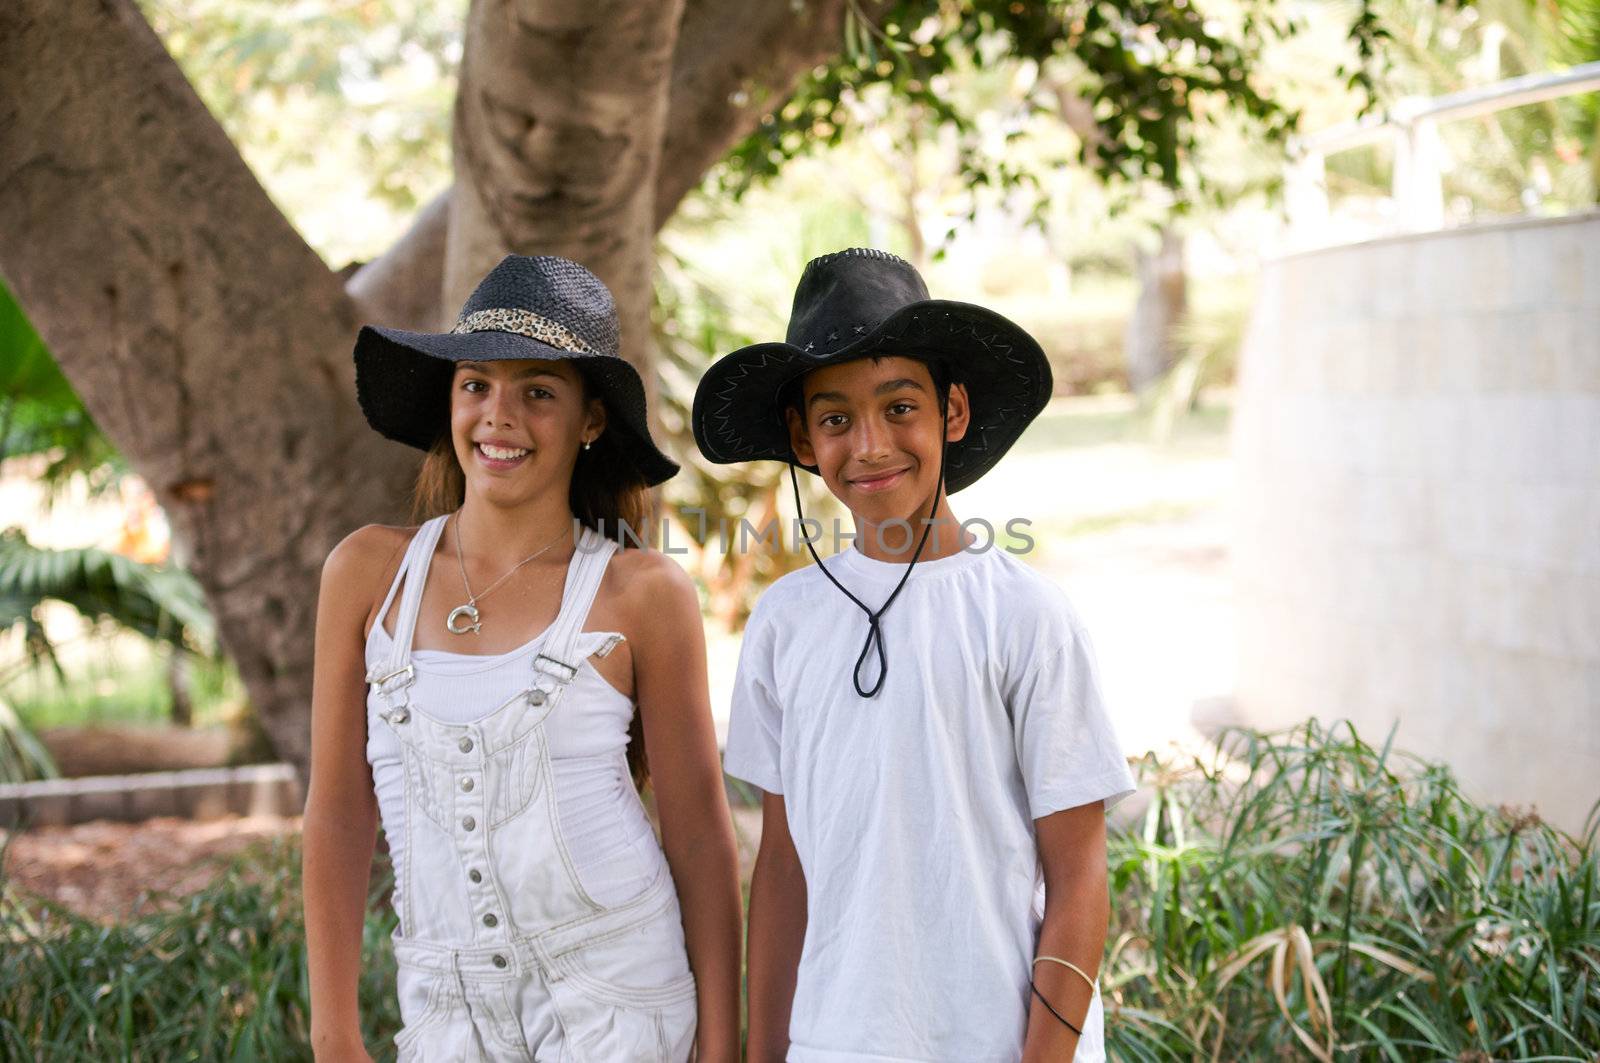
1125 226 1187 393
0 0 412 771
0 0 863 776
168 650 194 729
444 0 689 372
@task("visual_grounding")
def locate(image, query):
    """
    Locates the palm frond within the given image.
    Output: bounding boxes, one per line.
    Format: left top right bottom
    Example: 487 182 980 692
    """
0 529 212 651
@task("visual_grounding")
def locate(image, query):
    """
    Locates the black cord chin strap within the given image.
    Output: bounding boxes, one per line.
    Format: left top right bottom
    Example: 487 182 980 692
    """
788 408 951 699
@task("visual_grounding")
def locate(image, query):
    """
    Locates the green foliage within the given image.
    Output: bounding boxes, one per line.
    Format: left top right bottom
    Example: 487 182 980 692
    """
9 647 244 733
0 530 213 661
1529 0 1600 204
1147 278 1254 442
3 725 1594 1058
0 530 219 783
1324 0 1599 218
0 280 121 499
0 841 400 1061
0 694 57 783
138 0 464 265
1104 719 1600 1059
653 244 836 628
721 0 1414 213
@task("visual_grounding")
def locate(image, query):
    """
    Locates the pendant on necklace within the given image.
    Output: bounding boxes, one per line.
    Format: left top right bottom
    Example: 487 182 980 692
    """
446 603 481 636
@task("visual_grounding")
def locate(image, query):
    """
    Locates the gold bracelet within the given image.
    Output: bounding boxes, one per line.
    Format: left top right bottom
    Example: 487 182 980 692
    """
1033 955 1098 993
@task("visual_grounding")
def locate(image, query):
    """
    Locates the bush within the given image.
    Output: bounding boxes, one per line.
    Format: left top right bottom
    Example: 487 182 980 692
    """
1104 720 1600 1061
3 721 1596 1060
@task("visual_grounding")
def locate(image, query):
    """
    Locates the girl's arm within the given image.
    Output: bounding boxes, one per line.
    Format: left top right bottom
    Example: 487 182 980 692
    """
303 530 390 1062
628 554 742 1063
1021 801 1111 1063
745 791 807 1063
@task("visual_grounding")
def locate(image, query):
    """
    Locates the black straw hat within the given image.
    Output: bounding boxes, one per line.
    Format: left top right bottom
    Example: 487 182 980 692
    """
354 255 679 486
691 247 1052 493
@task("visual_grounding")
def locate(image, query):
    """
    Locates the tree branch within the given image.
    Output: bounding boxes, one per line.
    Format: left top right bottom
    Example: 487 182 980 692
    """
346 189 453 331
654 0 866 228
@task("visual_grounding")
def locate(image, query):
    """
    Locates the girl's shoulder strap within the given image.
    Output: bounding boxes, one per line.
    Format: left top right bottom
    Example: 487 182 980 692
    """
531 524 618 682
376 515 451 676
370 521 423 631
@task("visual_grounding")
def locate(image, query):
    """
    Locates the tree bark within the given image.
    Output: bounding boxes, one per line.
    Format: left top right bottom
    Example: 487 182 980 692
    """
168 650 193 729
0 0 412 769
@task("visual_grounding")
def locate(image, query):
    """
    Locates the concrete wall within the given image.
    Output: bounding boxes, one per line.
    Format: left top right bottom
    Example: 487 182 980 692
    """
0 764 302 827
1233 212 1600 834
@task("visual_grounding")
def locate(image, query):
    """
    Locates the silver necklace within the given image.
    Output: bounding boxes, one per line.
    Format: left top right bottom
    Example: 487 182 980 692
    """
446 511 571 635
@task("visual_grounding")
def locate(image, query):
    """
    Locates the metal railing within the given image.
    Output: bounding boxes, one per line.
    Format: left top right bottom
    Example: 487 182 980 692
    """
1286 60 1600 244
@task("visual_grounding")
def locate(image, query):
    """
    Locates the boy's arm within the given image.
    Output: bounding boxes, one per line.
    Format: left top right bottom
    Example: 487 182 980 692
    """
746 791 808 1063
1021 801 1111 1063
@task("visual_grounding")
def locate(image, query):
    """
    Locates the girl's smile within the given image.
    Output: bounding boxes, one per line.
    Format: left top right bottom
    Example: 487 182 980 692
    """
450 358 603 501
472 438 533 470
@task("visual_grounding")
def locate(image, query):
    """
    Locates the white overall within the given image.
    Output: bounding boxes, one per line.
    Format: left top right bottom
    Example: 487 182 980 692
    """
364 516 697 1062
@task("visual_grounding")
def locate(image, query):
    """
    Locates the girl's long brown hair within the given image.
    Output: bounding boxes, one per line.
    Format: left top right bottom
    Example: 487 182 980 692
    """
412 371 655 789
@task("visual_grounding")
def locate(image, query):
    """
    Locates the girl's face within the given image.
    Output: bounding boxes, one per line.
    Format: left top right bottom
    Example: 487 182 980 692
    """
449 358 604 508
786 355 969 527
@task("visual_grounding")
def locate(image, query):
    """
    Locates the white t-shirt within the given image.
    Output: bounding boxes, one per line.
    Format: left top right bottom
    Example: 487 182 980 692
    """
724 544 1137 1063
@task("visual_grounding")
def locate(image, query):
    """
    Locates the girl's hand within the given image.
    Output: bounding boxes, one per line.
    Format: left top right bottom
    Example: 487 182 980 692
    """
310 1032 373 1063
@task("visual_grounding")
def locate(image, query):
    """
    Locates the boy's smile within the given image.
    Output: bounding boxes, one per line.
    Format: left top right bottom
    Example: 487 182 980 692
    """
848 466 911 494
786 355 971 555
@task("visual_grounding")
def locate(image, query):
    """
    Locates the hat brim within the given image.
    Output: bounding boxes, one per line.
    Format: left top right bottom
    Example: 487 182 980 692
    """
691 300 1051 494
355 324 679 486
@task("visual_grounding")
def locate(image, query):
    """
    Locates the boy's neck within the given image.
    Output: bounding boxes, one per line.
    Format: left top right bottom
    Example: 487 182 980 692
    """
850 495 969 564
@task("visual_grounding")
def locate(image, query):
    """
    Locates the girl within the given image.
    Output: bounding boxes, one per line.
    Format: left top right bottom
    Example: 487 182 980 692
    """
303 255 741 1062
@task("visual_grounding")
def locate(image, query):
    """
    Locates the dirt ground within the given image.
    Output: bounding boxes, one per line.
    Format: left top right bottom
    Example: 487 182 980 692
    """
1 808 766 925
0 814 301 922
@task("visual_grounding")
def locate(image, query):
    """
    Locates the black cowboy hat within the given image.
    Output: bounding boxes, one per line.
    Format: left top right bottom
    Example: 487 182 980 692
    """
354 255 679 486
691 247 1052 493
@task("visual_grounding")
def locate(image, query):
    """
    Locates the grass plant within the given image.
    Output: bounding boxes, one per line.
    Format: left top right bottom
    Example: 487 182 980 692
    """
1104 720 1600 1060
0 838 399 1062
8 643 244 732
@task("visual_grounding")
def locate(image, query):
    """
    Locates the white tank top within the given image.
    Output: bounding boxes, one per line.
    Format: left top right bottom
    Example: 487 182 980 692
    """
364 517 663 917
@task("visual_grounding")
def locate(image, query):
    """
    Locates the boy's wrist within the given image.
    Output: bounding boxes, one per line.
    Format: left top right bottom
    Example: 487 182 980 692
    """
691 1016 741 1062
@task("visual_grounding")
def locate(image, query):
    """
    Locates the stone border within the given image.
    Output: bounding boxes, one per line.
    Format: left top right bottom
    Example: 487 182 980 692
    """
0 764 302 828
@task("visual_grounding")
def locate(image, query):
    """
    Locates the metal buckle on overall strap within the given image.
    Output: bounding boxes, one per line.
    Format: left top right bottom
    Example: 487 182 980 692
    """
532 654 578 684
366 662 415 690
365 663 416 724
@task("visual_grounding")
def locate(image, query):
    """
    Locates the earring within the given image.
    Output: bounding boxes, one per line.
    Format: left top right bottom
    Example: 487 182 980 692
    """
582 439 592 452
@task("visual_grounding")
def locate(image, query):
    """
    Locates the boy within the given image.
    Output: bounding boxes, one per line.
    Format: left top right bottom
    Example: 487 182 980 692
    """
692 248 1136 1062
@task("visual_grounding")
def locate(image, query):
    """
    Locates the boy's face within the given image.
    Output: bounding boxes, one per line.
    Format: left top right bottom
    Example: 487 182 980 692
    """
786 355 970 525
